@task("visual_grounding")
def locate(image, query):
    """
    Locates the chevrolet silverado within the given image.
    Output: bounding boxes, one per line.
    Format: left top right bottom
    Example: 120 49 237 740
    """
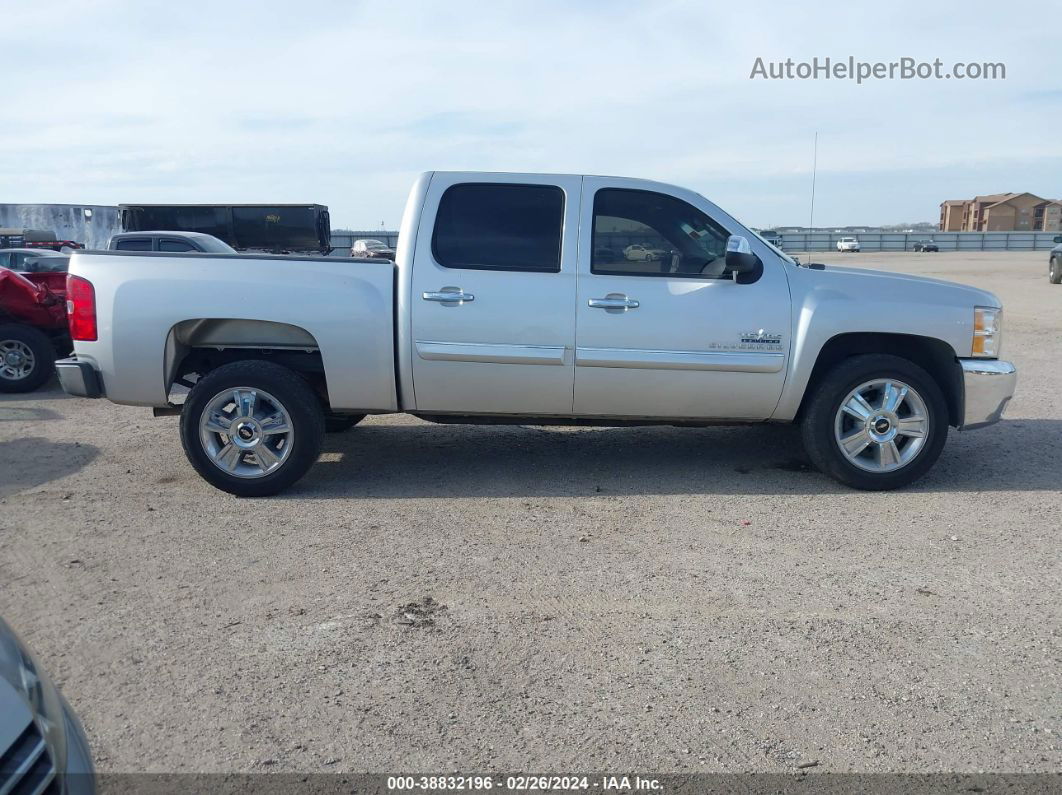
56 172 1017 496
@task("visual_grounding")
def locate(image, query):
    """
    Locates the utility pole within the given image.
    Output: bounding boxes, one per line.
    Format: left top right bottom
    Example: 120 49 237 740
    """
809 131 818 232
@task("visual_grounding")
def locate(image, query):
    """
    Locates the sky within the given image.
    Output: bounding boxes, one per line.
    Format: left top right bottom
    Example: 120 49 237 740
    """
2 0 1059 229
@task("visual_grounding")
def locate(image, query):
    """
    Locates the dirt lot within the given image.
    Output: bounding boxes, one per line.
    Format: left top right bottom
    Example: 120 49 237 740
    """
0 251 1058 774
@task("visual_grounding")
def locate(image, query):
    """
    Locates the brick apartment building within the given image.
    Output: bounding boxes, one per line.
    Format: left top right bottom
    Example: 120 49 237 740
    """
940 193 1062 232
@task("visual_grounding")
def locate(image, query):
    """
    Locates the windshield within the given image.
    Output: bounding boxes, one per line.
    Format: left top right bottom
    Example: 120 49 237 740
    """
362 239 387 250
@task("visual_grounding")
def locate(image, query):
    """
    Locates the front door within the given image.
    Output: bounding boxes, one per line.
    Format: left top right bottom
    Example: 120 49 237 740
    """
409 173 580 415
573 179 791 420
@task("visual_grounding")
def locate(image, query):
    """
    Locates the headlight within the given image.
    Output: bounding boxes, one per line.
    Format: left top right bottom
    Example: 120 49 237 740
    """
972 306 1001 358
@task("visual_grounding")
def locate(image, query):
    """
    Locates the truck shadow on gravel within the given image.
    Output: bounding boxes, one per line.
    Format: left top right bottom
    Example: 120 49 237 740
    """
0 437 99 498
290 417 1058 498
0 380 71 403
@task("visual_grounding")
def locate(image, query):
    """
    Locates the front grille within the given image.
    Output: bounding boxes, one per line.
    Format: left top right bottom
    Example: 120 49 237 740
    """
0 722 56 795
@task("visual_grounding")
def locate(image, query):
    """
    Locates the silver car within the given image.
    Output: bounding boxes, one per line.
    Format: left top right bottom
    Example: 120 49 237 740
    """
0 617 95 794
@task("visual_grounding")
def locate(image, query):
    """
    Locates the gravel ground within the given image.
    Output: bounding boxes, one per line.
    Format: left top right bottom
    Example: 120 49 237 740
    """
0 251 1059 774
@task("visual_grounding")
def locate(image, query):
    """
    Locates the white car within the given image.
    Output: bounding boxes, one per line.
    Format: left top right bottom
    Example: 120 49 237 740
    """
623 244 667 261
837 237 860 253
351 238 396 259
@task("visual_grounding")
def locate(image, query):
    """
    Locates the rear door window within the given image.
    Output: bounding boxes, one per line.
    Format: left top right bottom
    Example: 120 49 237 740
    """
431 183 564 272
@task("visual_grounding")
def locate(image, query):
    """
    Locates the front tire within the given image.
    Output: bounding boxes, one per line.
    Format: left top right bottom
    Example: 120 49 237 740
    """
801 354 948 490
0 323 55 393
179 360 325 496
1050 257 1062 284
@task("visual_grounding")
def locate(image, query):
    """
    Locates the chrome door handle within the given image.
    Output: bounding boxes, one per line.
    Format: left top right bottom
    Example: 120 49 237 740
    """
423 289 475 304
588 296 639 310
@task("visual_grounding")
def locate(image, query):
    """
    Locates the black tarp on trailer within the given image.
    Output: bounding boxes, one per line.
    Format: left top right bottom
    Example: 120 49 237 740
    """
118 204 331 254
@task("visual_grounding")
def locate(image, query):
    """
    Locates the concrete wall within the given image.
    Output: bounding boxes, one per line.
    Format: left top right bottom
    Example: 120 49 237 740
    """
0 204 120 249
777 230 1060 252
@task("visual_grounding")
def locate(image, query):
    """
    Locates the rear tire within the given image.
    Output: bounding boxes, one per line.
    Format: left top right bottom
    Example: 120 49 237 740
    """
0 323 55 393
179 360 325 496
800 354 949 490
1050 257 1062 284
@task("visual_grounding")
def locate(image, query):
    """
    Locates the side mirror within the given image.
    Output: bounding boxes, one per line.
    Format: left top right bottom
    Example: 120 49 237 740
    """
724 236 763 284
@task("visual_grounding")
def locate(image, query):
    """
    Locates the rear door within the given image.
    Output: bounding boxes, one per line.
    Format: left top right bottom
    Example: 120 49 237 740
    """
573 178 791 420
409 174 580 415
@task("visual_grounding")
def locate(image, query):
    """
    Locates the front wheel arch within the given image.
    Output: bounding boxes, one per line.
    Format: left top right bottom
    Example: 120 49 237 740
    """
796 333 963 428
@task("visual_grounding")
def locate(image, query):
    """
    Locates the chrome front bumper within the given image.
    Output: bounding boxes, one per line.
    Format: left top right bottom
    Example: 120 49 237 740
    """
959 359 1016 430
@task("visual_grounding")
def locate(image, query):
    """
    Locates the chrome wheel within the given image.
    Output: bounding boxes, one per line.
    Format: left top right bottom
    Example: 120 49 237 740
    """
198 387 294 479
833 379 929 473
0 340 35 381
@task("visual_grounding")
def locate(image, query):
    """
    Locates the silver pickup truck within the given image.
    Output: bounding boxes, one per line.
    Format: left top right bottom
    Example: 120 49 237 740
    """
56 172 1017 496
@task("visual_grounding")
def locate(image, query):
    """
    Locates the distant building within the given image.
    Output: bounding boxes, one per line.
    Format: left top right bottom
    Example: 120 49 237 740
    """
0 204 119 249
939 193 1062 232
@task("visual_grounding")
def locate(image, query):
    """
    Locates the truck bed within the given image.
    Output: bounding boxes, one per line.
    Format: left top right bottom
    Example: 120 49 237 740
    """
66 250 397 411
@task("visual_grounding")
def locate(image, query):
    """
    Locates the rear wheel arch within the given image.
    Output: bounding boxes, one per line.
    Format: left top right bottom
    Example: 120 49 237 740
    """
796 332 963 427
164 318 332 406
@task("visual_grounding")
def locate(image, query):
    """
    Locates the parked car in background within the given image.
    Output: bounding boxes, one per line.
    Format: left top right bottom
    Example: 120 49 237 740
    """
0 248 71 273
836 237 860 253
1050 236 1062 284
107 231 237 254
623 243 667 261
0 616 95 794
58 171 1016 496
351 238 396 260
0 251 70 391
912 240 939 252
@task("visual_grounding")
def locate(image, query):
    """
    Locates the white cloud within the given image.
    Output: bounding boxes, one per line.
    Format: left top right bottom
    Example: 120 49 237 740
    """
1 0 1059 227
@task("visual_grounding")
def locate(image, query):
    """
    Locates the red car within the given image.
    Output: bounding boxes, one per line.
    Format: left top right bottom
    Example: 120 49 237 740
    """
0 251 71 392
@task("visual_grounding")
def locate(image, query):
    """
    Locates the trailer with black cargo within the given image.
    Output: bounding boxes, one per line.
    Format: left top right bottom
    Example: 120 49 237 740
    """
118 204 331 254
